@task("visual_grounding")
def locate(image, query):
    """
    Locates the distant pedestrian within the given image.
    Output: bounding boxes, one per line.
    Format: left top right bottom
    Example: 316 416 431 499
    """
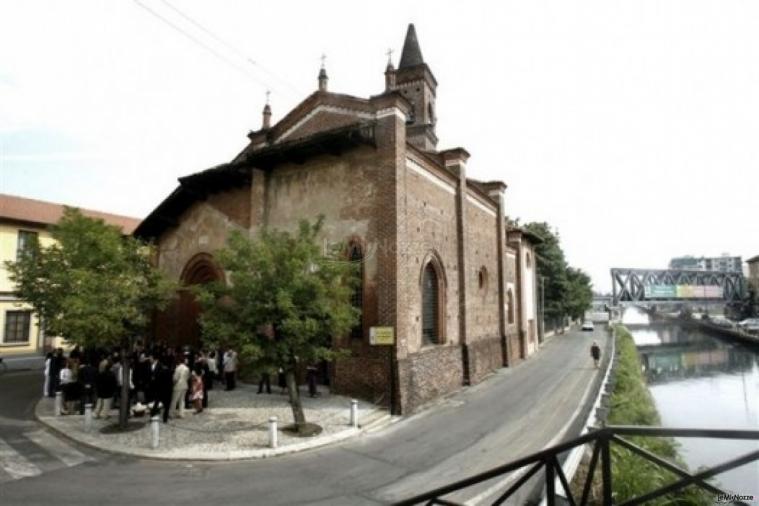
257 368 272 394
151 361 174 423
95 360 116 419
190 370 204 414
590 341 601 368
43 352 53 397
194 353 210 407
223 349 237 391
306 364 318 398
171 357 190 418
78 360 97 414
49 348 64 398
206 351 218 390
59 360 74 415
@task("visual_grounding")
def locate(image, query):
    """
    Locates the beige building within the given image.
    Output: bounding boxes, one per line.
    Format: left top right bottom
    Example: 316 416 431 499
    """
0 194 140 357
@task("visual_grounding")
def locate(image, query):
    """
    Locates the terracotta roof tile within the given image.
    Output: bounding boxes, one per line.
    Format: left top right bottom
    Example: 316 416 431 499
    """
0 193 141 234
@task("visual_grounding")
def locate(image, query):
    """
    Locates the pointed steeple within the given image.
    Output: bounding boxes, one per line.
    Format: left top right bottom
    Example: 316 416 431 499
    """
393 23 438 151
398 23 424 68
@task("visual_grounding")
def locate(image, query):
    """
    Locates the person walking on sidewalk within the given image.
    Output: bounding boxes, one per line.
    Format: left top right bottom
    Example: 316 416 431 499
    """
257 365 273 394
171 357 190 418
590 341 601 368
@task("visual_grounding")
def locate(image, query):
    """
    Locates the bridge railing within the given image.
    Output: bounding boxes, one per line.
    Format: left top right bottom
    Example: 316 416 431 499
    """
393 426 759 506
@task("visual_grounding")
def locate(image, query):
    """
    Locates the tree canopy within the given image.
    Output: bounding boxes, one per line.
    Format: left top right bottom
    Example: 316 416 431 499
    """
8 208 173 348
196 218 359 430
523 222 593 325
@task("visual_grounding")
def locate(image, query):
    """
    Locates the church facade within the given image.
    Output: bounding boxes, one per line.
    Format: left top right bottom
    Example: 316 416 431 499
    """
135 24 540 414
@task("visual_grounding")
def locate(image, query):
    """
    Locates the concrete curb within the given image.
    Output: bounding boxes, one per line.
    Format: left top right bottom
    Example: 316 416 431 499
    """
34 398 394 462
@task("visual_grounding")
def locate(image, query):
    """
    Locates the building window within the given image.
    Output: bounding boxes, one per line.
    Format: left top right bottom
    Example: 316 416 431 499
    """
16 230 38 260
4 311 31 344
422 262 441 345
507 289 515 324
348 242 364 339
526 252 532 269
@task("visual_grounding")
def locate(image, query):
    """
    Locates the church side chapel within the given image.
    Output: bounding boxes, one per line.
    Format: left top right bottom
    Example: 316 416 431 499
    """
135 24 540 414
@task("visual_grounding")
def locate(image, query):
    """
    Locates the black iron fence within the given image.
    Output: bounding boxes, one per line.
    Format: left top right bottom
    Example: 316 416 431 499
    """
394 425 759 506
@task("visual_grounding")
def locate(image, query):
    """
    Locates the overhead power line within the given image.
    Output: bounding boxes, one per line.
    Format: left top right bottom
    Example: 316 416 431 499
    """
132 0 285 96
158 0 304 97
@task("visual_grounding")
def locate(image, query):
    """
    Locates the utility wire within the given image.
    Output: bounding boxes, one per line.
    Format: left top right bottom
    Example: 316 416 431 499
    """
158 0 304 98
132 0 276 93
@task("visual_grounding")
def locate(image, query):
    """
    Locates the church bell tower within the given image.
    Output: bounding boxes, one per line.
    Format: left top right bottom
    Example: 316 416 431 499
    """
391 23 438 151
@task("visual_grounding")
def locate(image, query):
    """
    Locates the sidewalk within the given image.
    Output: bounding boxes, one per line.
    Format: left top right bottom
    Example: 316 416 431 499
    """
35 382 391 460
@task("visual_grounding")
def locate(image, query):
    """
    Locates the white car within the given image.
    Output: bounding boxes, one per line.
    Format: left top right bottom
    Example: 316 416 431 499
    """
581 321 595 331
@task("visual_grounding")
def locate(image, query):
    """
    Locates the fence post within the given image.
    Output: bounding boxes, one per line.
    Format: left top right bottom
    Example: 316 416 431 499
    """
84 403 93 432
150 415 160 449
269 416 278 449
55 391 63 416
601 431 613 505
350 399 359 428
545 458 555 506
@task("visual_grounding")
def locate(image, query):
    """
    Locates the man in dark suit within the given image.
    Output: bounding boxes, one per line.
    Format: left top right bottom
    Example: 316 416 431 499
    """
150 360 174 423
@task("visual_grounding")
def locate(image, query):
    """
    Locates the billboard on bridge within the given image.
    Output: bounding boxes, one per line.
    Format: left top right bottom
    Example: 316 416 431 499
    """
644 285 723 299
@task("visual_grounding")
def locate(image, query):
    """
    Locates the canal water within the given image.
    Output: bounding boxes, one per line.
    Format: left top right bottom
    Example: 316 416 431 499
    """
622 308 759 494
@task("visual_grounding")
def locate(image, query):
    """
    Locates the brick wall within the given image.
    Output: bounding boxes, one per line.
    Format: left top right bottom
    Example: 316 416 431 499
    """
397 344 463 413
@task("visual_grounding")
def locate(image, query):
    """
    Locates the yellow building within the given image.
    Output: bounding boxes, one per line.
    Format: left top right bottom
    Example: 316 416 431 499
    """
0 194 140 357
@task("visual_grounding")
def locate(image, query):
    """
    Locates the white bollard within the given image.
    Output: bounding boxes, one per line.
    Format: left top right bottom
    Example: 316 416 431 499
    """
55 391 63 417
350 399 359 428
151 415 160 449
84 403 93 432
268 416 278 449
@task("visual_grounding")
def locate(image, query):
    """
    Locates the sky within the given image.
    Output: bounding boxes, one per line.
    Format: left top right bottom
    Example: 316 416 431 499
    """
1 0 758 293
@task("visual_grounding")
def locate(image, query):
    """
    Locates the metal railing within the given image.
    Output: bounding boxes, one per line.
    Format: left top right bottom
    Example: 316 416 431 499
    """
394 425 759 506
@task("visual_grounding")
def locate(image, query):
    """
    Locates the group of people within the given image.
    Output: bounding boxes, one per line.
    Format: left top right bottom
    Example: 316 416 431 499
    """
43 343 240 422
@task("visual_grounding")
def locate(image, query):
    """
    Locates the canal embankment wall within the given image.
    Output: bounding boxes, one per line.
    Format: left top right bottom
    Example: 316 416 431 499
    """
652 313 759 348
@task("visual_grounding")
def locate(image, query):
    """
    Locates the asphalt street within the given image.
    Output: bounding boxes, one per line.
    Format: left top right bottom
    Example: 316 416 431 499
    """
0 326 610 506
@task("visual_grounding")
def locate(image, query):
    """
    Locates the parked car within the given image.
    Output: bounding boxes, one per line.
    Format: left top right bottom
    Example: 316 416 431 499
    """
581 321 595 331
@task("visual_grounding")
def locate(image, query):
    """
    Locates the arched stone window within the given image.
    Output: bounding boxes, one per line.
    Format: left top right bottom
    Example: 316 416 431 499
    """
421 256 446 346
348 241 364 340
507 289 515 324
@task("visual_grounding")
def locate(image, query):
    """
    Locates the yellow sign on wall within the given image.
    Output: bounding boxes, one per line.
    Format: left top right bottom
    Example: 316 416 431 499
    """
369 326 395 345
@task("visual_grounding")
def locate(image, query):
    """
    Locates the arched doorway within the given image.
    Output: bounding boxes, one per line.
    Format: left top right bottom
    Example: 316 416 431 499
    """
176 253 222 349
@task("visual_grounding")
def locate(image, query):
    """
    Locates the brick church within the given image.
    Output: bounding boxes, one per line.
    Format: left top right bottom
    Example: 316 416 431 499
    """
135 24 540 414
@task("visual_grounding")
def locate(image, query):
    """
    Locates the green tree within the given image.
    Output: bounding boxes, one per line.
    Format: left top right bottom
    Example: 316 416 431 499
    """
7 208 174 429
523 222 569 326
523 222 593 328
566 267 594 321
196 218 359 432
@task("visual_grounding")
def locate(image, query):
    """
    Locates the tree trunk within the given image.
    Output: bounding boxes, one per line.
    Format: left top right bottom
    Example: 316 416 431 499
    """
119 345 130 429
285 366 306 430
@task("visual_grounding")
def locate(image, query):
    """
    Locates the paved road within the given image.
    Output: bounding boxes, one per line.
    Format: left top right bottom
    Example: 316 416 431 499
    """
0 327 609 505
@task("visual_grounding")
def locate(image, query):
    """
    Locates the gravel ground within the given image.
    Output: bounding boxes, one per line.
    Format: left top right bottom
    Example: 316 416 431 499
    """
36 382 389 460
